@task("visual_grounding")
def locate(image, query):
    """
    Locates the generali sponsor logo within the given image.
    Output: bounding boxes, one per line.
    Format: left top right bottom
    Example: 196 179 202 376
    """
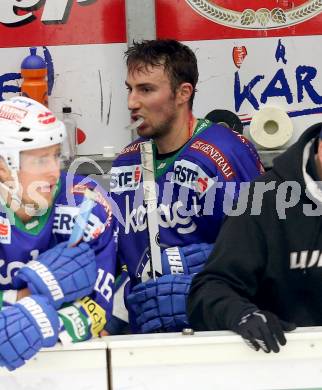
120 142 142 155
190 140 235 179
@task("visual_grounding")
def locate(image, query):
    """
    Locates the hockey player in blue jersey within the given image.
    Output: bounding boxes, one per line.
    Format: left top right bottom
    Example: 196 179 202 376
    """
110 39 264 334
0 96 118 370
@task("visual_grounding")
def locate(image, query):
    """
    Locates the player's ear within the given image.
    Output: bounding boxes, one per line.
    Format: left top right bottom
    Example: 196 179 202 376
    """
176 82 193 105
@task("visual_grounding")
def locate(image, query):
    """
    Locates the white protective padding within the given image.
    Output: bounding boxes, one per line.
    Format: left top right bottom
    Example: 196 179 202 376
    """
107 327 322 390
0 339 109 390
0 96 66 171
3 327 322 390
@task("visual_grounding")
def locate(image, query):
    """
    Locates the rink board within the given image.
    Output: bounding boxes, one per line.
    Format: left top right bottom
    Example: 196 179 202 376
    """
2 328 322 390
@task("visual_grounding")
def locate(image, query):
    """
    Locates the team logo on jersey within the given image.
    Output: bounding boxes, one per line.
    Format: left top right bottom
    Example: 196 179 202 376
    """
0 216 11 244
124 195 197 235
110 165 142 192
172 160 215 197
53 205 105 241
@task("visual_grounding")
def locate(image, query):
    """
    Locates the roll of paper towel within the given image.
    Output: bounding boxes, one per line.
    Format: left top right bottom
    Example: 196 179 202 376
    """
249 106 293 149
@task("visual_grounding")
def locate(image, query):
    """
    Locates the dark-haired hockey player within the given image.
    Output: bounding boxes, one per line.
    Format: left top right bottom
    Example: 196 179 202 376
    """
110 39 263 334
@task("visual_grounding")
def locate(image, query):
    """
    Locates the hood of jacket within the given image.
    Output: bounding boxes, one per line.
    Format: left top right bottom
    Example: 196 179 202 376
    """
270 122 322 202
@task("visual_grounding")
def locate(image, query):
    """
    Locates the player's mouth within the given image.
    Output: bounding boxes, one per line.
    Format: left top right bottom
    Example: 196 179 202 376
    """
131 115 145 129
36 183 56 193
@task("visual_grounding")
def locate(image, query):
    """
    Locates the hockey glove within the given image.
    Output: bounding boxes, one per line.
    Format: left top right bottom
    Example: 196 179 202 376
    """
161 243 213 275
13 241 97 309
127 274 192 333
0 295 59 371
233 310 296 353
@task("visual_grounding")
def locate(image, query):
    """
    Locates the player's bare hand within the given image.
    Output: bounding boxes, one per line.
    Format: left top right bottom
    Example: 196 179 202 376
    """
99 330 109 337
17 288 31 300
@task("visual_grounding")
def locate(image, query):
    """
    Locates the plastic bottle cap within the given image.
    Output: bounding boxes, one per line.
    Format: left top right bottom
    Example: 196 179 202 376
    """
21 47 47 70
63 107 72 113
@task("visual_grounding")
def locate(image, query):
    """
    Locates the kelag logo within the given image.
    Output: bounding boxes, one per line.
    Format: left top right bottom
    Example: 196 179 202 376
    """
0 0 126 48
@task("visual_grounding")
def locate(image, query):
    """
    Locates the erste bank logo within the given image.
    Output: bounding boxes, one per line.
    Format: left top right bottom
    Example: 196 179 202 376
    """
172 160 215 197
0 216 11 244
185 0 322 29
110 165 142 192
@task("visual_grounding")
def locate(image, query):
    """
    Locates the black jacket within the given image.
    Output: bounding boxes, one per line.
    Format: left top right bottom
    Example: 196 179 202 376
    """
188 123 322 330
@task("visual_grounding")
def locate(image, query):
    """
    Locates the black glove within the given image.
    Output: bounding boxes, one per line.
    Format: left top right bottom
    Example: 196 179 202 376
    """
232 310 296 353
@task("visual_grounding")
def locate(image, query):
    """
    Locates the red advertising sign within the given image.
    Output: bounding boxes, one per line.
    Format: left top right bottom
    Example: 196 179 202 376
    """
156 0 322 40
0 0 126 48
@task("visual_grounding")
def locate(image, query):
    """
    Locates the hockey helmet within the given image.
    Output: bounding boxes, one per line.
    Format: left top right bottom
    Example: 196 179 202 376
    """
0 96 66 171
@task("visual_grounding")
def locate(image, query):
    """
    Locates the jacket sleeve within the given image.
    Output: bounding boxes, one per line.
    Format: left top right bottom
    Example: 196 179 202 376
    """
187 211 267 331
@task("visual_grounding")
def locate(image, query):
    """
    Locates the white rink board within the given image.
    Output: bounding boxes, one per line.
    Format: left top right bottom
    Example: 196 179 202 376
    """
0 339 109 390
190 35 322 150
107 328 322 390
3 329 322 389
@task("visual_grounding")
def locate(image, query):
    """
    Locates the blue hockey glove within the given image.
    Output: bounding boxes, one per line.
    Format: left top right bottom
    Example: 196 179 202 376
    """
161 243 213 275
0 295 59 371
13 241 97 309
233 310 296 353
127 274 192 333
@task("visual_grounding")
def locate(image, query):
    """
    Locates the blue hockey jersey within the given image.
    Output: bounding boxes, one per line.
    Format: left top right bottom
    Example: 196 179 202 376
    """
0 171 118 337
111 120 263 285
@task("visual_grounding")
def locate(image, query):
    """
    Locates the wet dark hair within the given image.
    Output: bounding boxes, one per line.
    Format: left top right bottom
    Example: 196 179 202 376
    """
125 39 199 109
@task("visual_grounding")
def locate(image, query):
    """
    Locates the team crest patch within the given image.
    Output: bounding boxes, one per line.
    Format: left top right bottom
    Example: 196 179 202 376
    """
172 160 215 198
0 217 11 244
